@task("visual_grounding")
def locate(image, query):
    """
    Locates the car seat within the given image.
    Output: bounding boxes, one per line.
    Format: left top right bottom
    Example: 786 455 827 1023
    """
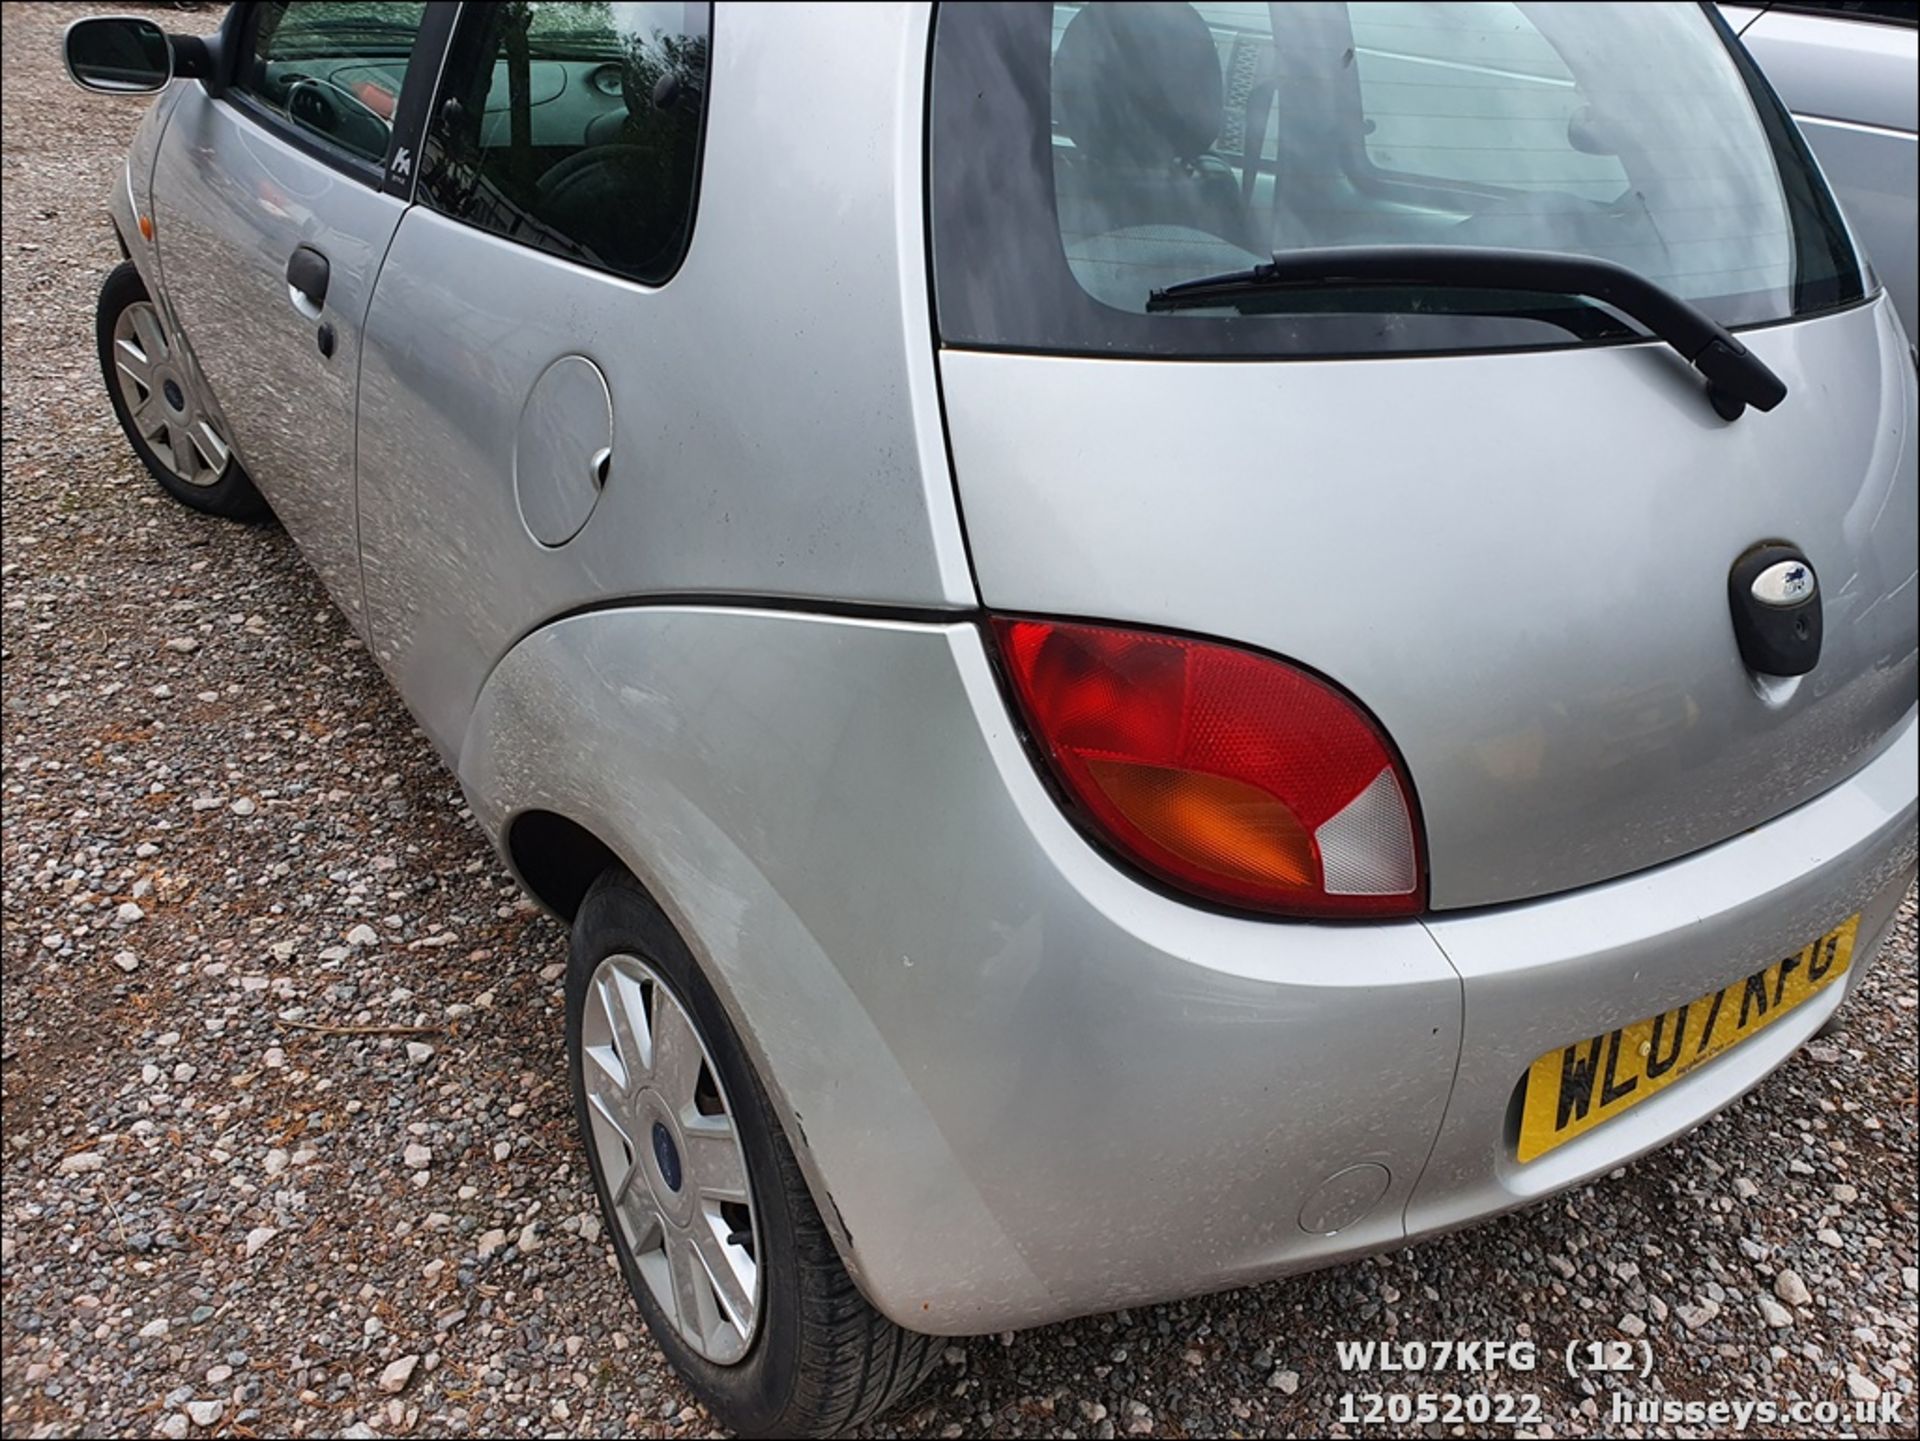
1051 2 1252 252
532 54 700 279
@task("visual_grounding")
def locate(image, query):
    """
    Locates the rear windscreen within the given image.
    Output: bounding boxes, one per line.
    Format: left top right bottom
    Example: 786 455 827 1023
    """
929 2 1865 358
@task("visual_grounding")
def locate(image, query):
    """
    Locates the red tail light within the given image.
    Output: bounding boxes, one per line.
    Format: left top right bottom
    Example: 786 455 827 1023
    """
992 618 1424 918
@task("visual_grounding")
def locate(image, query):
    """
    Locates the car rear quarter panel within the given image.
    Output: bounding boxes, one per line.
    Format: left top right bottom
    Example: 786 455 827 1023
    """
353 1 971 762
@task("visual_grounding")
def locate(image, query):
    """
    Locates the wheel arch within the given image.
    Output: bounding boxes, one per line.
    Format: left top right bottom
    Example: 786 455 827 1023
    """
452 617 885 1301
504 807 619 922
454 605 1057 1332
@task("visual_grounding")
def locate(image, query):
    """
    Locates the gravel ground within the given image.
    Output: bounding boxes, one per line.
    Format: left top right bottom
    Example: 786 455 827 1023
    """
3 4 1917 1437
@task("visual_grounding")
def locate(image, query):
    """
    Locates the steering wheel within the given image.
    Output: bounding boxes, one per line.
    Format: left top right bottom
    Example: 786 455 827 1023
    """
285 77 392 162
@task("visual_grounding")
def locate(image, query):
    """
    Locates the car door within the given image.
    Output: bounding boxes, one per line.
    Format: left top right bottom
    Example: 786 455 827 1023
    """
353 1 719 759
149 0 452 634
1724 2 1919 338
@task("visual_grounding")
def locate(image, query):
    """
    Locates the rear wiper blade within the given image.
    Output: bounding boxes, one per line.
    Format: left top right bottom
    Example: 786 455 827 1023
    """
1147 246 1788 421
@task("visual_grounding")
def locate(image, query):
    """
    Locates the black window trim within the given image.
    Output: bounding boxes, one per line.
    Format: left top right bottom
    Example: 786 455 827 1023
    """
212 0 459 195
1763 2 1920 27
414 0 714 290
926 0 1870 363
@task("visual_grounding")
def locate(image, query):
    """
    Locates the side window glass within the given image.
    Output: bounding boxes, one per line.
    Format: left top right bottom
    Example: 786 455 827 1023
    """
232 1 430 167
418 2 712 286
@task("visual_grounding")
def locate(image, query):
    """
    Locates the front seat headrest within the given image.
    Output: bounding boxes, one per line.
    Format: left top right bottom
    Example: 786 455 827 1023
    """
1053 2 1225 165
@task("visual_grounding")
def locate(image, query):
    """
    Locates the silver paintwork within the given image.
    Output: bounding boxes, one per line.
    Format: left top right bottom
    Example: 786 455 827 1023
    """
111 299 230 486
122 79 179 233
1725 3 1918 340
355 2 971 760
514 355 613 548
94 0 1919 1338
112 84 234 480
457 605 1917 1331
458 608 1467 1331
940 299 1918 910
582 952 760 1365
1411 711 1917 1238
151 86 410 636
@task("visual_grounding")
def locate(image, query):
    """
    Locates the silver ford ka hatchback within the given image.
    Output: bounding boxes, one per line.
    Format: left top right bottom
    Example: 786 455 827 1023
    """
67 2 1919 1433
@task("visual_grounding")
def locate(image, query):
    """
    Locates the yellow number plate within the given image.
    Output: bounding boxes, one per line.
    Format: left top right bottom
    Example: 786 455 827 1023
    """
1517 914 1859 1163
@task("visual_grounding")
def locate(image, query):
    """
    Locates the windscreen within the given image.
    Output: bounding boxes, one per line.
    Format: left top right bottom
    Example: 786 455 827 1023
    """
929 1 1865 358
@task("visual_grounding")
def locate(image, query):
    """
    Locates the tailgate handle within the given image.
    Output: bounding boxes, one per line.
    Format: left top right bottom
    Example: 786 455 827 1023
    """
1729 542 1822 678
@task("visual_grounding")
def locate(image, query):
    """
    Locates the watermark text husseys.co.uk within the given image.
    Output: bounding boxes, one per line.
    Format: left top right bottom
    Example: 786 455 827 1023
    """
1611 1391 1903 1430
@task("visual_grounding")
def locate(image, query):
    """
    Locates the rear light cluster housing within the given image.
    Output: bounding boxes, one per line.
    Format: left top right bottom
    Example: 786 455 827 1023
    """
992 618 1425 919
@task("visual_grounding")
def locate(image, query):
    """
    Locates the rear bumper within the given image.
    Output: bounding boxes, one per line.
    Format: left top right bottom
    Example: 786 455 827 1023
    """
875 644 1916 1332
462 611 1915 1335
1409 706 1916 1240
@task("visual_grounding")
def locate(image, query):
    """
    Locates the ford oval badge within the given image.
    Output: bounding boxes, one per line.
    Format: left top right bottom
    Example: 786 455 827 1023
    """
1750 559 1816 608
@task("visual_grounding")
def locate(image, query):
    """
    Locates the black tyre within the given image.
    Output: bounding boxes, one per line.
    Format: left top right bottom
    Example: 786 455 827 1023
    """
96 261 268 520
566 868 939 1437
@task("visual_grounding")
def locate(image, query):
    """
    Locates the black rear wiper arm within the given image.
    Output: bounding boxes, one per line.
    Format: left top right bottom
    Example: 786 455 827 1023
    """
1147 246 1787 421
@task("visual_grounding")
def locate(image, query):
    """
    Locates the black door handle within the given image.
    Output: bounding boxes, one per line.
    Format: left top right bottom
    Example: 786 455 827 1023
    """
286 245 330 310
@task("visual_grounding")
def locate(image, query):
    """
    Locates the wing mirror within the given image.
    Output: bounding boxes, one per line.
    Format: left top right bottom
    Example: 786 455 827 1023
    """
64 15 219 96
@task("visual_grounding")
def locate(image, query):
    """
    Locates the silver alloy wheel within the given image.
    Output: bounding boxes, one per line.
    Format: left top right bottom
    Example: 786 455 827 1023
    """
581 953 762 1365
111 300 231 488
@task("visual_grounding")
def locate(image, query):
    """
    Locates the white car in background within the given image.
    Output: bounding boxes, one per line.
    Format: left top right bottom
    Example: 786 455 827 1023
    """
1726 2 1919 339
